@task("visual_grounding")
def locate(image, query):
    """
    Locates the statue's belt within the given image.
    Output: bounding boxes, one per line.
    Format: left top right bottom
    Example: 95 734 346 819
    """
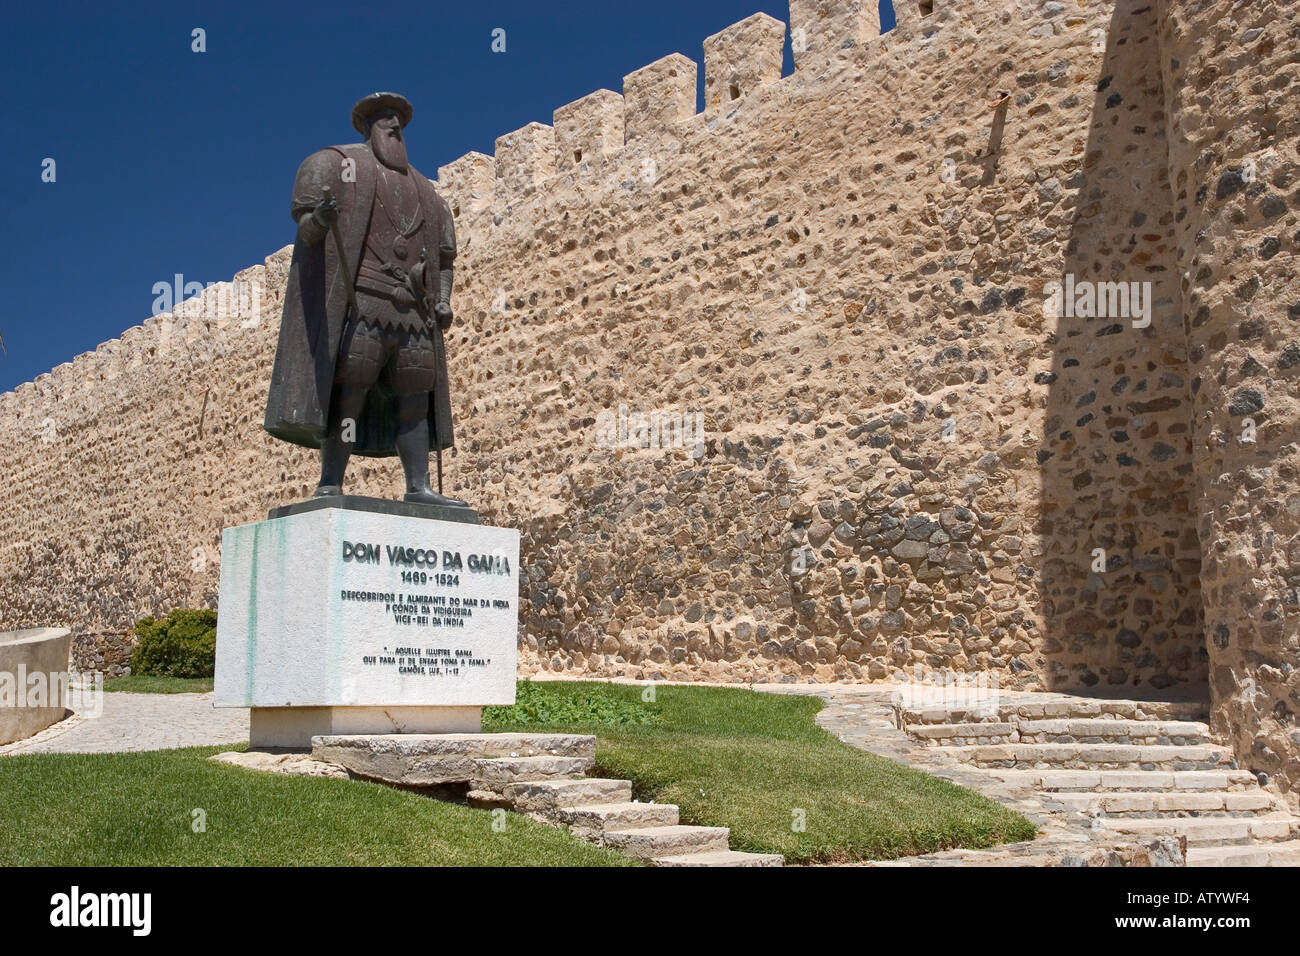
354 261 428 308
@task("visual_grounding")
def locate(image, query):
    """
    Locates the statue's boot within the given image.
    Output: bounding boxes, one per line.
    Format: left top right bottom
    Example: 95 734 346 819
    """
405 487 470 507
398 413 469 508
314 433 351 498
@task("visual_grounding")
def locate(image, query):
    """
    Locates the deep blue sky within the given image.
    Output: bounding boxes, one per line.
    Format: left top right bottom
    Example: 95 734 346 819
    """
0 0 895 391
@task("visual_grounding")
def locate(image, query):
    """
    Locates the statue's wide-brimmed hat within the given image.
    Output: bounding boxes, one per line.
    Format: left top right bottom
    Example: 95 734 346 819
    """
351 92 414 134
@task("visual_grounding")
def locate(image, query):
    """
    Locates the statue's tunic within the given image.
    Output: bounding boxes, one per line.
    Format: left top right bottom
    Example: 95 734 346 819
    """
263 142 456 456
354 162 428 331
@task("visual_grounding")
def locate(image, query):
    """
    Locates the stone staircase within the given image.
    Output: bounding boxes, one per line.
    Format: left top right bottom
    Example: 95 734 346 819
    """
467 750 782 867
310 733 782 867
894 696 1300 867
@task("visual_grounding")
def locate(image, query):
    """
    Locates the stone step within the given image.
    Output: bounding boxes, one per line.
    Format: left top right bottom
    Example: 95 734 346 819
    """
653 849 784 867
470 755 593 789
947 743 1233 770
311 733 596 786
1012 699 1207 722
1048 790 1281 815
602 825 731 860
988 769 1259 791
1187 841 1300 867
1016 719 1211 745
556 801 681 836
863 838 1185 868
905 718 1212 746
906 721 1019 744
1098 813 1299 847
466 789 512 810
898 698 1207 726
897 704 1006 726
502 777 633 814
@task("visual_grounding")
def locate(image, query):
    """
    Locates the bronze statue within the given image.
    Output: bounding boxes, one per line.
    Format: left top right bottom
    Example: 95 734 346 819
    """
264 92 467 507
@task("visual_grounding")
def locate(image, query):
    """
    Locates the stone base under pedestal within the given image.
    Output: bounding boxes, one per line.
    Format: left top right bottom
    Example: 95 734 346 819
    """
249 706 482 749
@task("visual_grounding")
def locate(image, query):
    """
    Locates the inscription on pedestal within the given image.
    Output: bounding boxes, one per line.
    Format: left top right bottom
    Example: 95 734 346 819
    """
214 506 519 710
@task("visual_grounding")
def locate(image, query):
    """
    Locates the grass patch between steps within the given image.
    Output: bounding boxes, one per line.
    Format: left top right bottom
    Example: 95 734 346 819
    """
0 745 636 866
102 675 215 694
486 681 1037 864
484 678 660 728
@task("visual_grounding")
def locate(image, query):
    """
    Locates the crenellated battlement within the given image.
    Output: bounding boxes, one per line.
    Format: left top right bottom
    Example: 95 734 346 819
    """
494 121 557 197
703 13 786 113
788 0 882 67
437 151 495 218
0 258 275 414
553 89 625 173
433 0 979 230
623 52 698 144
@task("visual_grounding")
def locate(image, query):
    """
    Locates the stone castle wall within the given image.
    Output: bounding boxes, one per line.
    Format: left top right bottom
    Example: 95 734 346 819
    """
1155 0 1300 795
0 0 1296 796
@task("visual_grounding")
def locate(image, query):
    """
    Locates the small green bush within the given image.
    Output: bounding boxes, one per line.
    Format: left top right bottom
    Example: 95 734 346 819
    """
129 608 217 678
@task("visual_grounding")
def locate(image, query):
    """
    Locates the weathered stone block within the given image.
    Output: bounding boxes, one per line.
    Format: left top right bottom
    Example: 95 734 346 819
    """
703 13 786 112
312 733 596 786
788 0 881 69
553 89 625 171
0 628 71 745
494 122 556 194
623 53 697 142
438 151 495 217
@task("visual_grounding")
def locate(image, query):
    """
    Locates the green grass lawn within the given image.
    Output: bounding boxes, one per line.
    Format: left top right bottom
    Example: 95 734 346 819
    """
486 681 1036 864
0 746 634 866
1 682 1033 866
102 675 214 694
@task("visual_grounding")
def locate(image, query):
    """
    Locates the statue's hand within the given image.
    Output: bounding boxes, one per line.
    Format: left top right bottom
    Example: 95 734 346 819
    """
434 302 453 330
312 198 339 229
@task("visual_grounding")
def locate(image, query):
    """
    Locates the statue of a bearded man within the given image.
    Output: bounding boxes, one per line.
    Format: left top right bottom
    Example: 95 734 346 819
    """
264 91 466 507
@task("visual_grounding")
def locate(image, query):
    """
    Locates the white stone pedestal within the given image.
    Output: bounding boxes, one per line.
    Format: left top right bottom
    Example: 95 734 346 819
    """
248 705 483 749
214 498 519 748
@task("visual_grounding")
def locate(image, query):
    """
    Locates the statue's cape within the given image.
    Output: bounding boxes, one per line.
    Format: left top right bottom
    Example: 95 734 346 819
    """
263 143 455 456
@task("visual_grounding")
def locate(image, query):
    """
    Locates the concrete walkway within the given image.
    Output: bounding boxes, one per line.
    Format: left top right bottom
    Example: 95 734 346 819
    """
0 691 248 756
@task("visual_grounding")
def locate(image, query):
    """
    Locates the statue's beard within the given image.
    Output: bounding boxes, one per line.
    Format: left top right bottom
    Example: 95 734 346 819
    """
371 130 408 171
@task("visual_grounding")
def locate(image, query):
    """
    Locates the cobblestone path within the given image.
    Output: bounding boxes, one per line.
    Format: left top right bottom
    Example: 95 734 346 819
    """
0 691 248 756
